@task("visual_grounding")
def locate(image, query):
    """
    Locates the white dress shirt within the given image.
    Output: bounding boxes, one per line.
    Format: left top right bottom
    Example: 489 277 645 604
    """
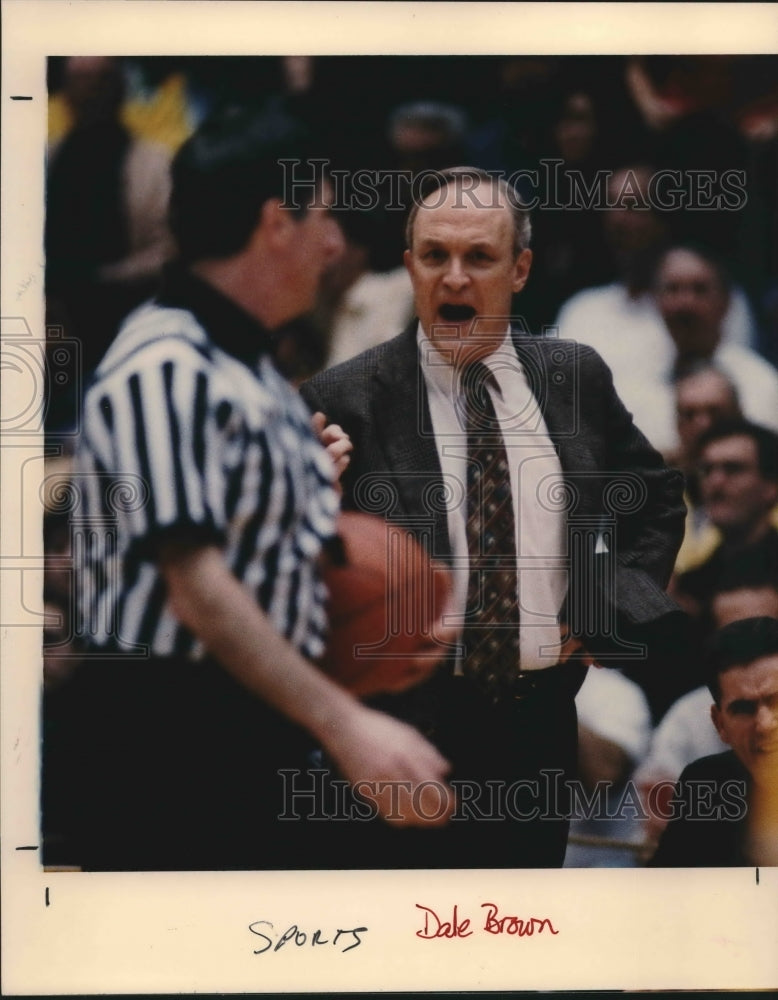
418 325 568 671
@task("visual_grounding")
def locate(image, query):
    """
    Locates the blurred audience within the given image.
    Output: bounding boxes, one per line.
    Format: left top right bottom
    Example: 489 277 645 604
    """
518 88 614 329
576 668 652 793
316 209 414 369
305 99 468 367
566 667 652 868
46 56 174 431
466 56 563 175
554 163 671 430
555 171 759 456
374 100 469 271
672 365 742 477
671 365 743 574
41 454 80 691
653 245 778 448
628 418 778 721
626 54 778 353
388 101 468 176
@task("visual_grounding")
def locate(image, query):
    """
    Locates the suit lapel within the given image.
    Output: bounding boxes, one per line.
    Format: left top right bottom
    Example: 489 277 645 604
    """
371 323 452 561
513 333 603 526
514 333 570 460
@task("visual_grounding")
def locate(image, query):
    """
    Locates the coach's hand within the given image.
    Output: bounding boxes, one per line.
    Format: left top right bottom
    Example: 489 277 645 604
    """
311 411 352 484
558 622 599 668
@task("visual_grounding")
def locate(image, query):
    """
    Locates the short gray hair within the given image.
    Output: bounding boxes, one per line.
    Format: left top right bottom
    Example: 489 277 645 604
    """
405 166 532 257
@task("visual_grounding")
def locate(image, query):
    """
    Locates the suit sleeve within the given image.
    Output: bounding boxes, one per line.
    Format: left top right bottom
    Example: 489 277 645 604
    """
567 346 688 660
594 346 686 588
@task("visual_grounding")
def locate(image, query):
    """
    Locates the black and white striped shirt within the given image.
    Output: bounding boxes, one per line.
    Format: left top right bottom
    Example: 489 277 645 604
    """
74 267 339 662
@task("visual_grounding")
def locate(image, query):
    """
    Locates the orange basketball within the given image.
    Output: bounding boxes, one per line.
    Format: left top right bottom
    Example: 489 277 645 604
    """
320 512 453 697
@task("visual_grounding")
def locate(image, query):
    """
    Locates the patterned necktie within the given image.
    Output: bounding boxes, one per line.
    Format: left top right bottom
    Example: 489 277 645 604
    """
461 362 521 695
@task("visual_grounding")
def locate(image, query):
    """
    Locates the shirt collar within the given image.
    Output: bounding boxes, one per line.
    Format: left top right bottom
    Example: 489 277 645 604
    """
156 264 275 366
416 321 520 400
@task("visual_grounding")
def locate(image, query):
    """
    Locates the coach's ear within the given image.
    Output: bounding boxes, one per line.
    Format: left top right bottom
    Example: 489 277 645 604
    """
512 248 532 294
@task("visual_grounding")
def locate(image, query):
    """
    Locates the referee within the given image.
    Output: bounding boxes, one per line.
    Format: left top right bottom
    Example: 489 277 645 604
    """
43 107 453 870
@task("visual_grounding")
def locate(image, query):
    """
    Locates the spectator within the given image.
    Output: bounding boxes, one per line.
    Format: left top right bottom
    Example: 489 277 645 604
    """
651 616 778 866
671 365 743 573
673 364 742 474
636 578 778 849
643 244 778 453
673 420 778 621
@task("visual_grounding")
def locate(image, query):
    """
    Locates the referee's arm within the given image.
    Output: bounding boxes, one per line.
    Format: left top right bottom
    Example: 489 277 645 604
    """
158 540 455 828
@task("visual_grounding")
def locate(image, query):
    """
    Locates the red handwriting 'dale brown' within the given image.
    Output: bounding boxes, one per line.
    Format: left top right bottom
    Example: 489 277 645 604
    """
415 902 559 939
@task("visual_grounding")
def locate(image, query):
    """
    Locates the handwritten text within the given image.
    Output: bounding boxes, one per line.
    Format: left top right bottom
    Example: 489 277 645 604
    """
416 902 558 940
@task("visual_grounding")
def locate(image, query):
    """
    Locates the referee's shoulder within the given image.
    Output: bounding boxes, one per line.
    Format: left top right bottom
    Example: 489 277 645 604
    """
93 301 212 386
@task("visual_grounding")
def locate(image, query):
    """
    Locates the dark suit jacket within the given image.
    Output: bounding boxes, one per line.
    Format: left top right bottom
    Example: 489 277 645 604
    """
301 322 687 668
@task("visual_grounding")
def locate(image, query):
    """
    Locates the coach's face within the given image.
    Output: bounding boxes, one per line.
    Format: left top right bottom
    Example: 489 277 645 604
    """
404 180 532 366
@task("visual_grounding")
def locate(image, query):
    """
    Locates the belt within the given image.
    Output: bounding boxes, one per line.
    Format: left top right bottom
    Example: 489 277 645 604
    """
459 659 587 705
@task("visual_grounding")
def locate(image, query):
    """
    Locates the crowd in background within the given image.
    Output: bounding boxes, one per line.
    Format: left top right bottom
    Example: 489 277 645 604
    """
43 54 778 866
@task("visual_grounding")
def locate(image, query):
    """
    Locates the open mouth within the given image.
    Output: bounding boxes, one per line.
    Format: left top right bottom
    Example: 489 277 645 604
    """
438 304 477 323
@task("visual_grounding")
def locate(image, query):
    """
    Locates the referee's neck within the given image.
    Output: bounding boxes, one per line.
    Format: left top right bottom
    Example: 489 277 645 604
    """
191 254 290 332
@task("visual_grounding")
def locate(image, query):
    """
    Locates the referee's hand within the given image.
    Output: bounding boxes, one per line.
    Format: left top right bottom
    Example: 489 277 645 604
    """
322 706 456 828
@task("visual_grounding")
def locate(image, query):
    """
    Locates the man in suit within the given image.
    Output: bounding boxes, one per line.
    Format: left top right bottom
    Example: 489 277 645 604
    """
302 166 686 867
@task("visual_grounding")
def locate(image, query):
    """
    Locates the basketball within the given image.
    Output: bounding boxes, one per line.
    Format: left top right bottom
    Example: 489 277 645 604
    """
319 512 454 697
